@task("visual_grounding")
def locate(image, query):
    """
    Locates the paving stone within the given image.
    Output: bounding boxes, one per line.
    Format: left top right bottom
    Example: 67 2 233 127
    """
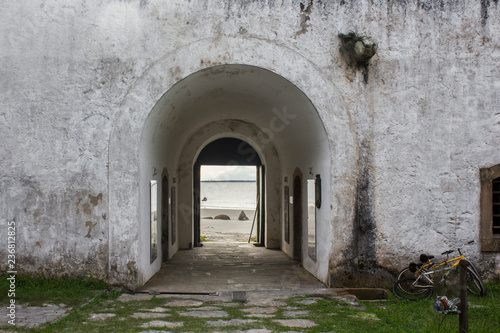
248 300 287 307
164 300 203 307
131 312 171 319
90 313 116 321
241 307 278 314
294 298 322 305
207 319 257 327
117 293 154 302
244 314 275 318
283 310 310 317
140 320 184 328
220 302 241 307
179 310 229 318
217 330 272 333
273 319 318 328
143 307 170 312
339 297 366 310
194 306 222 311
7 304 70 328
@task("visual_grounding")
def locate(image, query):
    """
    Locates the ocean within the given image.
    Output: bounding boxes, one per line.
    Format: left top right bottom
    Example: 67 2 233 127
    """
200 181 257 210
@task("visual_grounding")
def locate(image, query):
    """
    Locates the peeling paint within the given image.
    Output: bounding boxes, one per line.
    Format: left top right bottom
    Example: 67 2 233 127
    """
89 193 103 206
83 203 92 216
296 0 313 36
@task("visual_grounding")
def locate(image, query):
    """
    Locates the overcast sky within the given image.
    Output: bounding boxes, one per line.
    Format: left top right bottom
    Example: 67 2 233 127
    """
201 165 256 181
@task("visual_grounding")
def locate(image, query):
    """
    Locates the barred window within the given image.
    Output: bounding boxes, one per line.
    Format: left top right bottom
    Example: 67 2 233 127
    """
480 165 500 251
493 177 500 235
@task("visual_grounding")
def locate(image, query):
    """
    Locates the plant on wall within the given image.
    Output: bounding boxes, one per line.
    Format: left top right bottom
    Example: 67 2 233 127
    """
338 32 377 69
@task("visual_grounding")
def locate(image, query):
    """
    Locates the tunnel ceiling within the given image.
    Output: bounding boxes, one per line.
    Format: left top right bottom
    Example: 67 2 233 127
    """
144 64 329 167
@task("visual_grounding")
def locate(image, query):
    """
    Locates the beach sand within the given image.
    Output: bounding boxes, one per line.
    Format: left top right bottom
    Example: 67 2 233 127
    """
201 208 256 221
200 208 257 242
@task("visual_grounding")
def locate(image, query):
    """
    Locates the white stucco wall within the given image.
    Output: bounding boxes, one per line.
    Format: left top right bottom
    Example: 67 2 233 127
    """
1 0 499 287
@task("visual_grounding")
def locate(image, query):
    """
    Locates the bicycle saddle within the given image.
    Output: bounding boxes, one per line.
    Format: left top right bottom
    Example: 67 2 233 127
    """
409 262 420 272
419 254 435 263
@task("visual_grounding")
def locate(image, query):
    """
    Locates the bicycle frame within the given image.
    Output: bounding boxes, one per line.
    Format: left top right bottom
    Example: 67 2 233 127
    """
412 252 467 288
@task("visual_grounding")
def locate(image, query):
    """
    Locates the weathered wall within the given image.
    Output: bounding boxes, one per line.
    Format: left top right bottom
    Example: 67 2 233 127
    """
1 0 499 286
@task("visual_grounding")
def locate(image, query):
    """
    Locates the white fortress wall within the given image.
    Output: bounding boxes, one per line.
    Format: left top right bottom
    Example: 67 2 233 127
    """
0 0 498 286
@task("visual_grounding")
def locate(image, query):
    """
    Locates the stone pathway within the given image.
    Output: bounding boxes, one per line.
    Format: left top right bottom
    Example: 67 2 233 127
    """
113 293 330 332
2 304 70 328
1 291 384 331
0 239 385 331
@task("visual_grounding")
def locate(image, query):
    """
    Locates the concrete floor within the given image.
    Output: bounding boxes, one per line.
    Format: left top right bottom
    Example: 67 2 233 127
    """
140 241 326 294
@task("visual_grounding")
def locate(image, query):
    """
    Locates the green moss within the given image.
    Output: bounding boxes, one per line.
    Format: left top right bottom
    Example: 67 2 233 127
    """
339 31 377 69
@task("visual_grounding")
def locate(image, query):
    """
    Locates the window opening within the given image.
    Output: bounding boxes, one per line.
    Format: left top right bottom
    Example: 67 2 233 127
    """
307 178 316 260
150 180 158 263
171 186 176 245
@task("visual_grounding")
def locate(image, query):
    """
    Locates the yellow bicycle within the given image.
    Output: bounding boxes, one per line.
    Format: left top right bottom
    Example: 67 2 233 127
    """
393 240 486 300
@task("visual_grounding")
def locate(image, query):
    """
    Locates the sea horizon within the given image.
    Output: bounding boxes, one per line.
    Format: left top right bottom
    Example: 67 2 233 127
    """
200 181 257 209
201 180 256 183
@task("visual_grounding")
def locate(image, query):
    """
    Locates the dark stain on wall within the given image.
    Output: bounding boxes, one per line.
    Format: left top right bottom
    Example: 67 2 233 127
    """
481 0 499 26
352 140 378 275
330 140 393 287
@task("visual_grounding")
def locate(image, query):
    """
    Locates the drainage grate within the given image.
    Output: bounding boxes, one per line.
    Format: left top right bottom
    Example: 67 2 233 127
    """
232 291 247 302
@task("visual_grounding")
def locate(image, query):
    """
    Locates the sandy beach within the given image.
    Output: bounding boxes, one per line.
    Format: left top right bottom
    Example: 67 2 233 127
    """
201 208 257 242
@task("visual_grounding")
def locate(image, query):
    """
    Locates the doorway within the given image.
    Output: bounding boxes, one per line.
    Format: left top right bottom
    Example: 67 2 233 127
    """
199 165 258 243
193 138 264 247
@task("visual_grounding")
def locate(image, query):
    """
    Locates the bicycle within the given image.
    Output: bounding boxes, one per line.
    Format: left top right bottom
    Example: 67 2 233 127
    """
393 240 486 301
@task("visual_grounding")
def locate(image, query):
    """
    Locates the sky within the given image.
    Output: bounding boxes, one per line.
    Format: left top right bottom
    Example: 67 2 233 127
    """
201 165 256 181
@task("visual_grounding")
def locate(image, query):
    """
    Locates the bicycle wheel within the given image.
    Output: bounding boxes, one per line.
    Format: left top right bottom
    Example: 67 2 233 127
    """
395 267 414 281
466 267 486 296
395 268 419 294
467 262 481 280
393 277 433 301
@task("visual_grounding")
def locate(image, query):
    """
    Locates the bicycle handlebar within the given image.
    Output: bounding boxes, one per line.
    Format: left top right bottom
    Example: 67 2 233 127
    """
440 240 474 256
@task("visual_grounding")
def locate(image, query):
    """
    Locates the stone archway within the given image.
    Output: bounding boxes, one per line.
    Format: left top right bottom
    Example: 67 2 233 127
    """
108 55 357 288
138 64 334 285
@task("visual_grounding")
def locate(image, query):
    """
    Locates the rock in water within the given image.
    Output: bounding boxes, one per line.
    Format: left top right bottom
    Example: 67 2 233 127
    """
238 211 249 221
214 214 231 220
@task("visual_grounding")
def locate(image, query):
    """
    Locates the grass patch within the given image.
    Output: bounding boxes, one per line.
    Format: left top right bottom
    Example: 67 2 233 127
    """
200 236 211 242
0 275 109 307
1 276 498 332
